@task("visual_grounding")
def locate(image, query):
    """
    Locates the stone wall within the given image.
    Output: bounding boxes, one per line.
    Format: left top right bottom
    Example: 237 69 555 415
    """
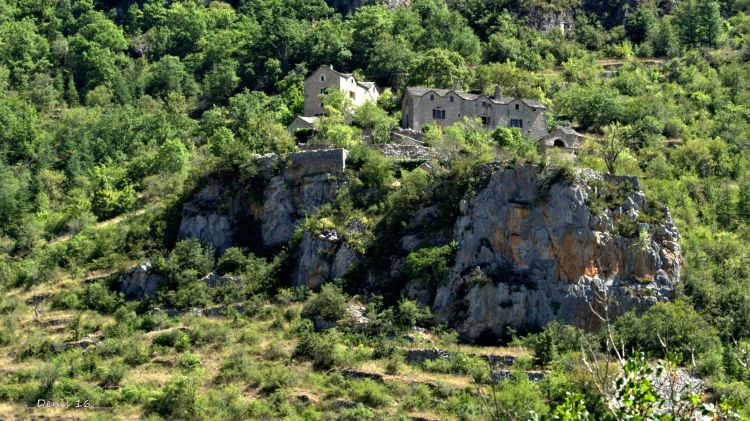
286 148 347 177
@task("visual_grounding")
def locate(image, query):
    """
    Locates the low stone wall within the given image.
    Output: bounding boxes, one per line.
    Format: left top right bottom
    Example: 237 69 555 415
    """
286 148 347 177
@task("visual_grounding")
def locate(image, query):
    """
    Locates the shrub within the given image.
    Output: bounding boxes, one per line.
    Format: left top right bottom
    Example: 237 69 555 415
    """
179 353 202 373
149 376 205 420
385 353 404 375
165 239 214 282
527 321 586 365
99 363 126 388
395 298 432 330
301 283 347 322
295 330 345 370
80 283 121 313
152 330 190 352
405 244 455 287
217 247 249 274
422 352 491 383
348 379 393 408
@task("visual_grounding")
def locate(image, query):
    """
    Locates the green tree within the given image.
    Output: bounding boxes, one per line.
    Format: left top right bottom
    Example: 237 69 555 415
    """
598 123 632 175
408 48 472 89
675 0 724 48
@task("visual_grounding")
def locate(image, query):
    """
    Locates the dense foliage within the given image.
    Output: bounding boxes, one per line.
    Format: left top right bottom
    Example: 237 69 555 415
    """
2 0 750 418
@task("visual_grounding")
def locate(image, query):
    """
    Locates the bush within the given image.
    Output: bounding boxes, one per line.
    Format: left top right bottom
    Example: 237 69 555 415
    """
179 353 202 373
152 330 191 352
348 379 393 408
422 352 492 383
395 298 432 330
99 363 126 388
527 321 586 365
217 247 249 274
165 239 214 282
295 329 345 370
80 283 121 313
149 376 205 420
405 244 455 287
301 283 347 322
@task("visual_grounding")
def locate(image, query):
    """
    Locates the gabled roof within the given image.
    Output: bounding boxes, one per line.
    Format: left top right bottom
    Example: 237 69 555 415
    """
357 81 376 90
309 65 378 92
298 116 319 124
405 87 547 109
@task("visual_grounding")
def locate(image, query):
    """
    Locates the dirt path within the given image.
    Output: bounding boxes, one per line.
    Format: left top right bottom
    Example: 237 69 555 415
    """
48 208 147 246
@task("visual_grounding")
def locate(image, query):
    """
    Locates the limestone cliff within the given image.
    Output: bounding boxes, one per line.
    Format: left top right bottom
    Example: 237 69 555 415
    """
401 164 680 341
177 149 348 253
176 155 681 342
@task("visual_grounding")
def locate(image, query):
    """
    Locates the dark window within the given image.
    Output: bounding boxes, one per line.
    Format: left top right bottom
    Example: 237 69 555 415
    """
554 139 566 147
510 119 523 128
321 76 325 82
430 94 435 101
320 89 325 94
515 104 520 110
350 91 355 99
481 116 491 125
450 96 454 102
433 109 446 119
482 101 486 107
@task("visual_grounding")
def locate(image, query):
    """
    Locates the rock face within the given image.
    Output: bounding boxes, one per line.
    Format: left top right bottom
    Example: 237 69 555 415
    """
177 149 348 252
292 229 360 289
119 262 165 300
405 164 681 341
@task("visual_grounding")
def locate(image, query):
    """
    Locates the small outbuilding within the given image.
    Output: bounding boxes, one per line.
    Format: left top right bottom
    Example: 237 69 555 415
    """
287 116 319 143
541 126 585 154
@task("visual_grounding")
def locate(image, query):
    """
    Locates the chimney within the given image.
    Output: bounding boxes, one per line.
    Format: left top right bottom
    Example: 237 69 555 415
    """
453 79 461 91
329 64 334 70
494 84 501 99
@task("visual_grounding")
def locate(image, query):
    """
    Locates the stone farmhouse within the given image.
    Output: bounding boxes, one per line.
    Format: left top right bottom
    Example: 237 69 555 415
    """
401 83 548 140
289 65 583 154
303 65 380 117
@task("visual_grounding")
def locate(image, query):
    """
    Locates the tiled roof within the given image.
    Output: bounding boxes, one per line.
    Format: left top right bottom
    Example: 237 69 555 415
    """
406 87 547 109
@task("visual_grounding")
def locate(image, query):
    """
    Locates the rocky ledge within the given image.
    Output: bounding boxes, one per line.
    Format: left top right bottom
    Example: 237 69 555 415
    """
402 164 681 341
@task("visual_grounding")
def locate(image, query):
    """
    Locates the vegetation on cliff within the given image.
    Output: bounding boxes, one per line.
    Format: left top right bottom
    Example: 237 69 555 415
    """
1 0 750 418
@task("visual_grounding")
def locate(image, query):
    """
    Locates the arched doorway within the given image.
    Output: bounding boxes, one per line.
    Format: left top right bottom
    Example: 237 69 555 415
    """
553 139 566 147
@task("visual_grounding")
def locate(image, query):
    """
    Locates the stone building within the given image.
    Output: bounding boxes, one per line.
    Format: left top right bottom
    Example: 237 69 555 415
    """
401 84 548 140
303 65 380 117
541 125 585 154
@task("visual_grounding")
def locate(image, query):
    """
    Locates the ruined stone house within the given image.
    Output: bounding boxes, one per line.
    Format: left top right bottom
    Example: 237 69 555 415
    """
303 65 380 117
400 83 548 140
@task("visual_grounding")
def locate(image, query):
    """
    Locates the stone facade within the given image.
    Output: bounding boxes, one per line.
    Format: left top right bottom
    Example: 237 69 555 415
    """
303 65 379 117
401 86 548 140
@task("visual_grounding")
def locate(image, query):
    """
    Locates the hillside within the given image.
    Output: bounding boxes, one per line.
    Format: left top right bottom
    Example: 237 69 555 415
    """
1 0 750 419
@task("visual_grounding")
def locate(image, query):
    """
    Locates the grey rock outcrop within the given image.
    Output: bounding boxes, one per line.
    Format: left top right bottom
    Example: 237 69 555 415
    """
178 179 235 253
177 149 348 252
119 262 165 300
403 164 681 341
292 229 360 289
